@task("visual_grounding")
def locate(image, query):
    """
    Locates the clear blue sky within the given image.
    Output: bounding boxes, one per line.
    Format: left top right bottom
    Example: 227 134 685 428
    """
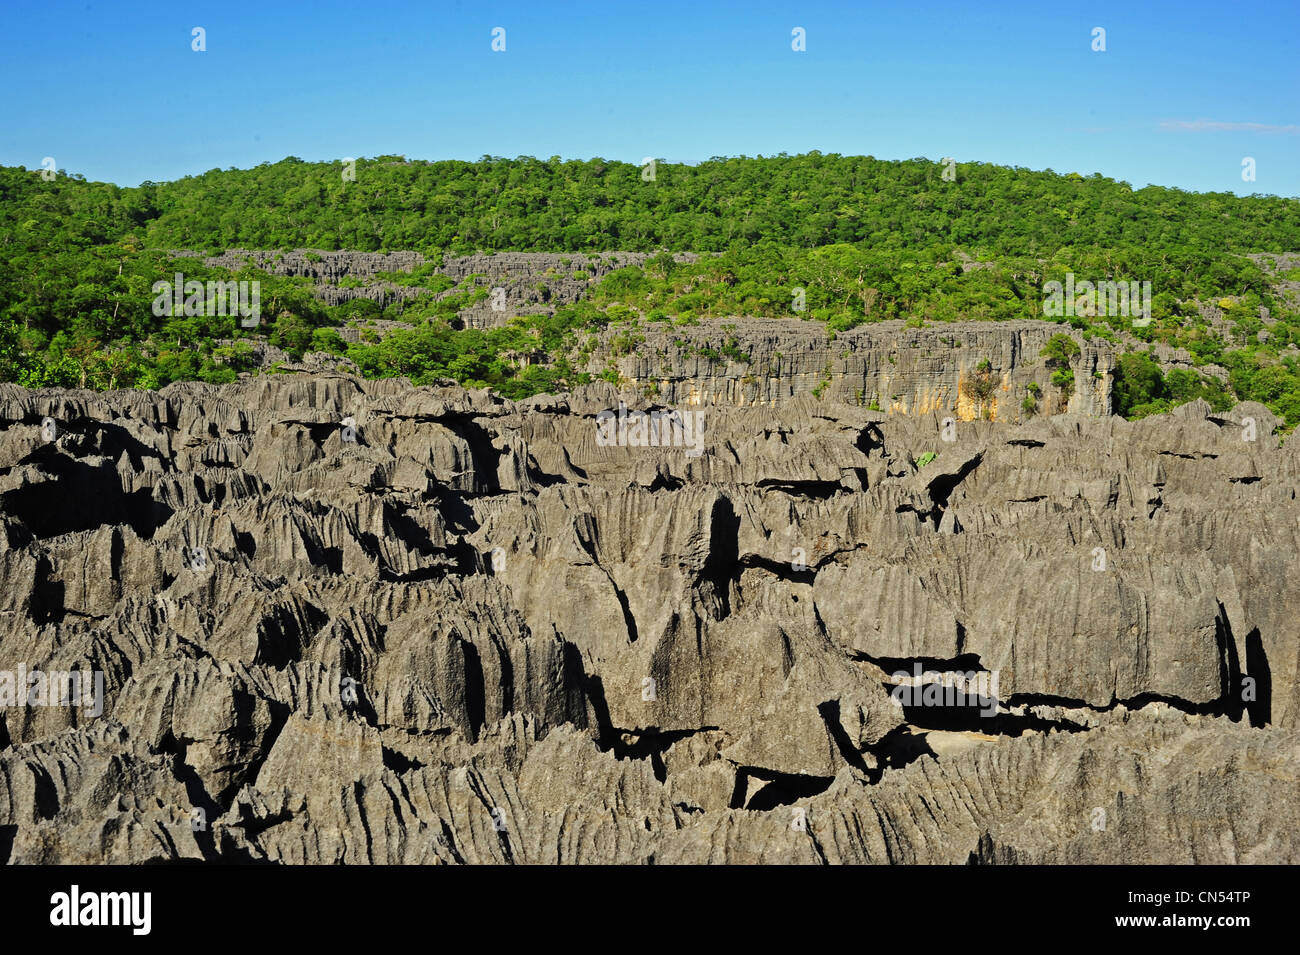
2 0 1297 195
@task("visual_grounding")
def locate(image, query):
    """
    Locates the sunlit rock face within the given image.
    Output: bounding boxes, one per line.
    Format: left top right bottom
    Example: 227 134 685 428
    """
0 375 1294 864
600 318 1114 419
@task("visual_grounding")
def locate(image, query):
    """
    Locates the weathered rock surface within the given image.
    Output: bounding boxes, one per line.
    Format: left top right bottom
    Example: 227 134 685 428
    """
174 249 694 325
438 252 695 329
0 375 1295 864
599 318 1114 419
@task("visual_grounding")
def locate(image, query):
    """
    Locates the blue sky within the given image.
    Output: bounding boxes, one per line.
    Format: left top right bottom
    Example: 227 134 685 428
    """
1 0 1297 195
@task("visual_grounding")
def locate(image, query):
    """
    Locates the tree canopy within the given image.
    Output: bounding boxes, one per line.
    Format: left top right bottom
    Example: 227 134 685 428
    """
2 154 1298 425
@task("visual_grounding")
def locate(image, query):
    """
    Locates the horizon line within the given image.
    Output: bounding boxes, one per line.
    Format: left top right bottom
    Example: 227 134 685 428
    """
8 151 1298 202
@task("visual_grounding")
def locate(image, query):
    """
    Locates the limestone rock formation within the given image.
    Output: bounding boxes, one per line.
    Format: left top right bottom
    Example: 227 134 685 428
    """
601 318 1113 419
173 249 697 326
0 374 1295 864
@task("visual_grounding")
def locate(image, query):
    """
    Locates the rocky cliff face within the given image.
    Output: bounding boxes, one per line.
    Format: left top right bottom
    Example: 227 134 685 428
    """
176 249 1114 422
174 249 693 324
0 374 1294 864
602 318 1114 420
184 248 426 282
440 252 686 329
172 248 430 309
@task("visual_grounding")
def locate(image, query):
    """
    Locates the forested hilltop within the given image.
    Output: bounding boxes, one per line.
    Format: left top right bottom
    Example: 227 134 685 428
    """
2 154 1299 424
116 154 1300 254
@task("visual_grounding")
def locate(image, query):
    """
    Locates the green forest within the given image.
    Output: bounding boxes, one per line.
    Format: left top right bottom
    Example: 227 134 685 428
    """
2 153 1299 425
